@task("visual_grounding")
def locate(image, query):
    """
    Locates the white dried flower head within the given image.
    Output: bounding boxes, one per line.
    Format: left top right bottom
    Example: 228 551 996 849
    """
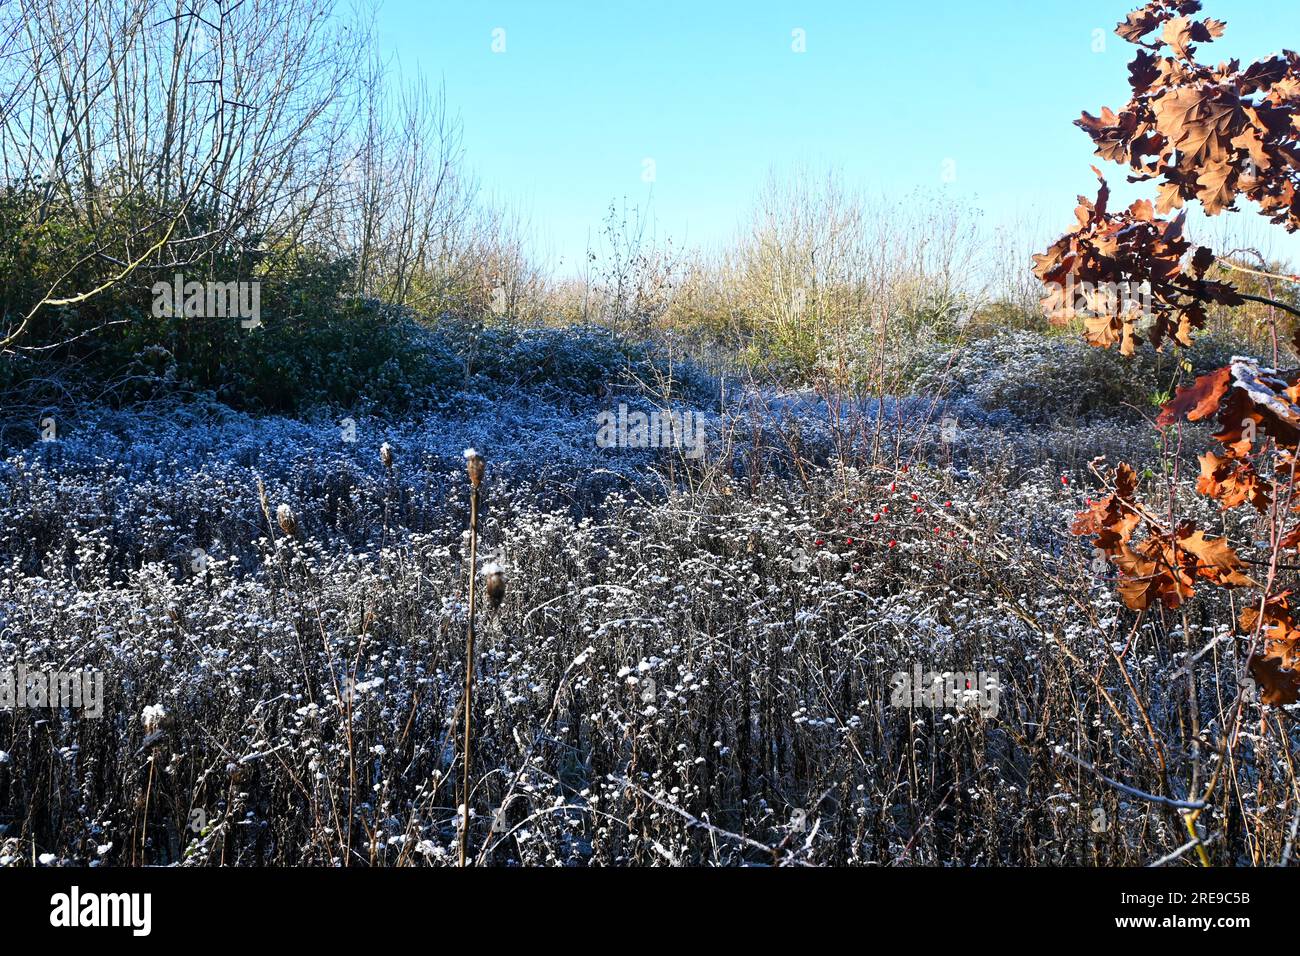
142 704 168 733
379 442 394 469
276 503 297 537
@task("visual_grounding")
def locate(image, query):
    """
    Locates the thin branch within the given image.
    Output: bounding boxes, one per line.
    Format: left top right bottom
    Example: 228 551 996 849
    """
609 775 780 859
1056 749 1207 810
1218 258 1300 287
1148 831 1221 867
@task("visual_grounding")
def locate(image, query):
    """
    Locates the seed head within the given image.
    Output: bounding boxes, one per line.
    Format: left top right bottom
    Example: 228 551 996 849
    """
380 442 394 469
276 503 298 538
141 704 170 735
482 561 506 610
464 448 485 489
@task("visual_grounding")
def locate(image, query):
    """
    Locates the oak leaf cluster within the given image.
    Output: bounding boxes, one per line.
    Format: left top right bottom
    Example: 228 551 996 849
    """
1042 2 1300 705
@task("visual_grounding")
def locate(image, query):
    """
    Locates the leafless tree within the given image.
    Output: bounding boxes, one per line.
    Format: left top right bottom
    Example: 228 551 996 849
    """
0 0 369 351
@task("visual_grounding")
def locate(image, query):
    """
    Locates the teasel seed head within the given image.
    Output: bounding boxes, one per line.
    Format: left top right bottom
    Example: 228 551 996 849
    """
141 703 170 735
482 561 506 610
464 448 485 489
276 503 298 538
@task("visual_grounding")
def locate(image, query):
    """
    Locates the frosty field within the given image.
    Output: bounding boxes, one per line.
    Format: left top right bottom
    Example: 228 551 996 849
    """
5 0 1300 931
1 369 1291 867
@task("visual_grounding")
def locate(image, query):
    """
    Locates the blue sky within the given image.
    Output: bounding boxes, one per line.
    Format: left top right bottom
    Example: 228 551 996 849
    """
376 1 1300 277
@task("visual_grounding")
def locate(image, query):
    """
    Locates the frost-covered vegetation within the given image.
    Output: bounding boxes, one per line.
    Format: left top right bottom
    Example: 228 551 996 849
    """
2 326 1295 867
3 0 1298 870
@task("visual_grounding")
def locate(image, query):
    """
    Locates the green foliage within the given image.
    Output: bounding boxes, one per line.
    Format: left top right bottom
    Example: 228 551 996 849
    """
1 198 699 413
224 298 462 413
0 190 451 413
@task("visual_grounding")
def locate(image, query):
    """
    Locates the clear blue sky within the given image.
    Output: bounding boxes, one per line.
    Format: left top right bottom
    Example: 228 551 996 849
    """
376 0 1300 277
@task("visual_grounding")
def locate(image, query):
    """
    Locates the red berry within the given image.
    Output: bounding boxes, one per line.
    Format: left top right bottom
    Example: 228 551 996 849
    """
944 501 952 508
888 540 896 548
815 539 824 547
911 492 918 501
846 537 854 544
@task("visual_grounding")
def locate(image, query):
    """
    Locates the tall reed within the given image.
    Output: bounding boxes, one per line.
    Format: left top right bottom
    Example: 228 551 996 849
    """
460 449 485 866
